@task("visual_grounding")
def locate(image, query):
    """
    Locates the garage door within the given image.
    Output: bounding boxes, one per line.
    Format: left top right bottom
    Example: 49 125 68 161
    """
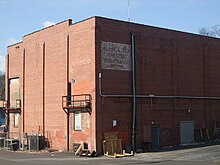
180 121 194 144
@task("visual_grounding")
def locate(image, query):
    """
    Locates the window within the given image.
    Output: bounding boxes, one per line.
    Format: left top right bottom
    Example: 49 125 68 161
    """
0 111 5 125
74 111 81 131
14 113 19 128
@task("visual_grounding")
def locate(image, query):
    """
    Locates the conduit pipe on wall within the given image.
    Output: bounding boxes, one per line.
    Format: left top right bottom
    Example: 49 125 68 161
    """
99 74 220 100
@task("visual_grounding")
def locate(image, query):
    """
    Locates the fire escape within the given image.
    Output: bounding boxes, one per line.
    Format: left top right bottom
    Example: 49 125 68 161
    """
1 99 21 114
62 94 92 114
62 94 92 151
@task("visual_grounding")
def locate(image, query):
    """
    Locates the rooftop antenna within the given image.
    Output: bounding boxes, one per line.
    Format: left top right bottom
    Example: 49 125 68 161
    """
128 0 130 22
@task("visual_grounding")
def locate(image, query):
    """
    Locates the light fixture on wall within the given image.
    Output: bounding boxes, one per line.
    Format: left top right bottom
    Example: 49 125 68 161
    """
72 79 76 84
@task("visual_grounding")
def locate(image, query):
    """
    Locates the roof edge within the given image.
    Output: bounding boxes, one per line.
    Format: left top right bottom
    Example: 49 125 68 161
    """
7 41 23 48
23 19 72 38
94 16 220 40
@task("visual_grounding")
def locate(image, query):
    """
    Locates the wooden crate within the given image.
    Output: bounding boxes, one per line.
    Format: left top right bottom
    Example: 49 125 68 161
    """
104 132 118 140
103 139 122 155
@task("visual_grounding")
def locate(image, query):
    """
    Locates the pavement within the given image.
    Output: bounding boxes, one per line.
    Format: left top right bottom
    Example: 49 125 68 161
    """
0 144 220 165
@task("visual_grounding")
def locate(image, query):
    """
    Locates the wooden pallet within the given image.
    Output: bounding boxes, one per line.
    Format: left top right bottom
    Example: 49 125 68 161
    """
195 128 210 142
104 150 134 158
103 139 122 155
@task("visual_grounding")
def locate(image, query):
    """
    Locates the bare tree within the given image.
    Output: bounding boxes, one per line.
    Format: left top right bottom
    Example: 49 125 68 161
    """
199 25 220 38
212 25 220 37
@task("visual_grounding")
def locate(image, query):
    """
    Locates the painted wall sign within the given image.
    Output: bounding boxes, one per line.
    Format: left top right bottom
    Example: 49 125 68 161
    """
101 41 131 71
72 59 91 67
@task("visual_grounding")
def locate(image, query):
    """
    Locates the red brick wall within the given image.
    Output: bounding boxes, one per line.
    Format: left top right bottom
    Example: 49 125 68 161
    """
95 17 220 151
7 43 23 139
7 18 96 151
22 20 70 150
7 16 220 154
68 18 96 151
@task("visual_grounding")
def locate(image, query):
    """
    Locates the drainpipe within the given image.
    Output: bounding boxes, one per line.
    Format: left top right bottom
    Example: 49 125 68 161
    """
43 42 45 137
22 49 25 134
131 32 136 152
6 54 10 134
22 49 25 151
66 35 70 151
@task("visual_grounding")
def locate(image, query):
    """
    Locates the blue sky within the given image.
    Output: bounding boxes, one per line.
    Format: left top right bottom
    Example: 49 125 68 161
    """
0 0 220 72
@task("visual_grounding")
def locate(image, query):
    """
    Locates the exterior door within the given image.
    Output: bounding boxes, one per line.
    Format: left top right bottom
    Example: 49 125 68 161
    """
180 121 194 144
151 126 160 150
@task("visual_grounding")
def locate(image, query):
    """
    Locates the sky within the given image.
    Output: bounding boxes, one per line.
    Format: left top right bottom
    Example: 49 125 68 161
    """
0 0 220 73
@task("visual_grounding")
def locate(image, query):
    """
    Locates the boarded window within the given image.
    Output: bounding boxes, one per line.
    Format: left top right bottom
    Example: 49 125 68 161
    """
74 111 81 131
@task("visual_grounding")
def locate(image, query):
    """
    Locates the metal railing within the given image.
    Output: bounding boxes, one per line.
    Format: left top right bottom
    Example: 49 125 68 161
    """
62 94 92 113
2 99 21 113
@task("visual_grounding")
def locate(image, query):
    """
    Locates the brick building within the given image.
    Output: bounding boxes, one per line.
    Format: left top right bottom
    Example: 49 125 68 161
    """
2 16 220 153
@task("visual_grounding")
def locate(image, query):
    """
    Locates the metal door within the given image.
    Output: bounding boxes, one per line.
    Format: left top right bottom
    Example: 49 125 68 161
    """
151 126 160 150
180 121 194 144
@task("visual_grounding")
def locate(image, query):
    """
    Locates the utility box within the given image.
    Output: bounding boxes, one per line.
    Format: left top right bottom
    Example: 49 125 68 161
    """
27 135 45 151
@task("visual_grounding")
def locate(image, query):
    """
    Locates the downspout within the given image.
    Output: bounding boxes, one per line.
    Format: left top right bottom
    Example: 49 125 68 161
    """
22 49 25 150
66 35 70 151
22 49 25 134
6 54 10 134
131 33 136 152
43 43 45 137
67 109 70 151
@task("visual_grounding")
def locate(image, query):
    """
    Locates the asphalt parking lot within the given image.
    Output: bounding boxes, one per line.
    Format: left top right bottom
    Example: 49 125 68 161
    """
0 144 220 165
